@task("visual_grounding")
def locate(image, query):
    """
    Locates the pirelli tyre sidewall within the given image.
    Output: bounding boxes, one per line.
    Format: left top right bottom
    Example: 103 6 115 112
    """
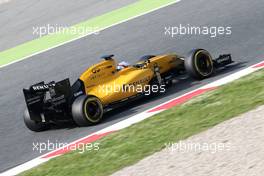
185 49 214 79
72 95 103 126
24 109 47 132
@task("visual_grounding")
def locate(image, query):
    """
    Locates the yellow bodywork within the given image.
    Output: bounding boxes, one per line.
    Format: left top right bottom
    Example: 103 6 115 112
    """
79 54 183 105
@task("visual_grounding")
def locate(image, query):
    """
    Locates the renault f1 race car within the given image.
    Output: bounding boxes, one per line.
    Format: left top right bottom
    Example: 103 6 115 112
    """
23 49 233 131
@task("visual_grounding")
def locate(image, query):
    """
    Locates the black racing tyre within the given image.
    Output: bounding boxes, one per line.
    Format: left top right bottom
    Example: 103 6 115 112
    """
72 95 103 126
24 109 47 132
184 49 214 79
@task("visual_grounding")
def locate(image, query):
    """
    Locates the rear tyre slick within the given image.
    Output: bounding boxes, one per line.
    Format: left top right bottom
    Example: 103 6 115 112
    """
185 49 214 79
72 95 103 127
24 109 47 132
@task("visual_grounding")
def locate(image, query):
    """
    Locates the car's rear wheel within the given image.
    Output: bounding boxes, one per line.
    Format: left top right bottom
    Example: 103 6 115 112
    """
72 95 103 126
24 109 47 132
185 49 214 79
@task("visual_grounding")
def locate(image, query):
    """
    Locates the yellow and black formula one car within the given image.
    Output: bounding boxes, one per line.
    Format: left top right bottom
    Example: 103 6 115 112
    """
23 49 232 131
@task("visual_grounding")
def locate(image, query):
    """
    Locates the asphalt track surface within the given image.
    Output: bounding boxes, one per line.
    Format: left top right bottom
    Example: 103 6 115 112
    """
0 0 137 51
1 0 264 172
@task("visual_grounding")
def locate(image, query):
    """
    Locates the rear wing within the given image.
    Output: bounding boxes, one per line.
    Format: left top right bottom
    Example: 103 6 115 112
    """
23 79 72 121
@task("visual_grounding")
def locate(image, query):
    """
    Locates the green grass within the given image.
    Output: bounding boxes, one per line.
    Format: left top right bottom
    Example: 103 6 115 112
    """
0 0 180 67
21 69 264 176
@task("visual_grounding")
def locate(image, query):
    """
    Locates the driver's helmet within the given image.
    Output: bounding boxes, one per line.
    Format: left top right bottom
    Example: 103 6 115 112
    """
117 61 130 70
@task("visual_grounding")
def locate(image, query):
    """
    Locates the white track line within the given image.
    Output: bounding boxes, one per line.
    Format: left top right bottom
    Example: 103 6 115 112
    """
1 60 263 176
0 0 181 69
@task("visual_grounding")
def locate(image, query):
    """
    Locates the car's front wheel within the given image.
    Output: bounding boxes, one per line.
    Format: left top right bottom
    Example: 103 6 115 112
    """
72 95 104 127
185 49 214 79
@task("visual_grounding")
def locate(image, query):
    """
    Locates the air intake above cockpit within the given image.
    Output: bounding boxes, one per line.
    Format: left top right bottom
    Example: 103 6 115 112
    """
101 54 114 60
